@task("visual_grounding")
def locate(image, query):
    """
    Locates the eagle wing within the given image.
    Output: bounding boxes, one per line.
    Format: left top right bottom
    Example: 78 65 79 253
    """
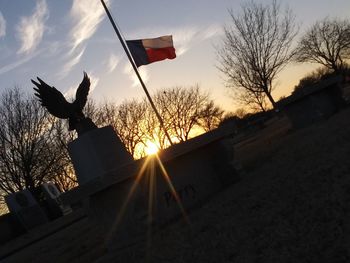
73 72 90 112
32 77 71 119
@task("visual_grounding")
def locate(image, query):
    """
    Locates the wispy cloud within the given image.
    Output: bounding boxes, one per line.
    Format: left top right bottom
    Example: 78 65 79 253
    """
172 27 198 56
201 24 223 40
16 0 49 55
123 63 148 87
106 53 120 73
69 0 109 52
64 71 99 98
0 11 6 38
0 50 40 75
58 0 109 78
88 72 99 93
63 85 77 100
173 24 222 56
57 47 85 79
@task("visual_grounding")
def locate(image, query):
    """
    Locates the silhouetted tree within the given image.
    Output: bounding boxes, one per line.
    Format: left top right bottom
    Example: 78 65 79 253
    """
234 108 247 119
218 0 298 110
235 89 269 112
49 119 78 191
103 85 224 157
96 100 147 158
141 100 169 151
154 85 210 142
295 18 350 73
0 89 74 201
292 67 335 94
197 101 225 132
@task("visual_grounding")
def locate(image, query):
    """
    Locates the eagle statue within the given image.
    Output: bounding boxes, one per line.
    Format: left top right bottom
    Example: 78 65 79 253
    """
31 72 97 136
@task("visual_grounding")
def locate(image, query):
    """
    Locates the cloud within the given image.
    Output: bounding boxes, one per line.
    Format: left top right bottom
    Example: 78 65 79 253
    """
173 24 222 56
59 0 109 76
69 0 109 52
16 0 49 55
88 72 99 93
63 86 77 100
106 53 120 73
58 47 86 78
0 11 6 38
64 71 99 98
172 27 198 56
0 50 40 75
123 63 148 88
201 24 223 40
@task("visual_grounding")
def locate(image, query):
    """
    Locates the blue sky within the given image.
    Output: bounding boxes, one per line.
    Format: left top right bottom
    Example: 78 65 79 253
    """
0 0 350 112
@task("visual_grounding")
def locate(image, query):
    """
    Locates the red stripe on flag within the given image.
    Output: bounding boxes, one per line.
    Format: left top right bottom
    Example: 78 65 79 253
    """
146 47 176 64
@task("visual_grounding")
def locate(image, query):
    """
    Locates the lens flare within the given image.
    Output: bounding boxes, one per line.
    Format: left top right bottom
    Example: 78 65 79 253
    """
155 154 190 224
108 149 190 246
144 140 159 155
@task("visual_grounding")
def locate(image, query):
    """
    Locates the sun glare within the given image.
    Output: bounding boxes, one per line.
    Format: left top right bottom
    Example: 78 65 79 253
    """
144 141 159 155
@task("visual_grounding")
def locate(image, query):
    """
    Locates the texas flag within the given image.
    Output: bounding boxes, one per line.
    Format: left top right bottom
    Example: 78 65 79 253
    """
126 35 176 67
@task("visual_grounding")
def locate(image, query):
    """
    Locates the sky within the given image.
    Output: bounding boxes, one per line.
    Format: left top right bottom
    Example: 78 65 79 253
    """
0 0 350 112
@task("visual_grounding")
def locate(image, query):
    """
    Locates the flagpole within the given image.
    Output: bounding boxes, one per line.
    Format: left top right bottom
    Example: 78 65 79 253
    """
100 0 173 146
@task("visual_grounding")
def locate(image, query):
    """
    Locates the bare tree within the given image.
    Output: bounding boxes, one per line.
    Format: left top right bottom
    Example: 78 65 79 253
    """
141 100 169 151
292 66 334 94
155 85 209 142
0 89 72 199
50 119 78 191
112 100 147 158
234 108 247 119
295 18 350 73
197 101 225 132
55 86 224 160
217 0 298 110
234 89 270 112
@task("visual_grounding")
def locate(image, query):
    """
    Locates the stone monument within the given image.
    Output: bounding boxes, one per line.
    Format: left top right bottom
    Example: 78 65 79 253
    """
32 72 97 136
30 72 240 259
32 72 133 185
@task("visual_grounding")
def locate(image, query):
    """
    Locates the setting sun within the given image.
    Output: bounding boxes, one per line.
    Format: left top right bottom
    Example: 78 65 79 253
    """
144 141 159 155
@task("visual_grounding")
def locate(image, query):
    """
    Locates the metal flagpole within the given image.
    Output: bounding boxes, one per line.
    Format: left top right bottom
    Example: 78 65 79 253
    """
100 0 173 146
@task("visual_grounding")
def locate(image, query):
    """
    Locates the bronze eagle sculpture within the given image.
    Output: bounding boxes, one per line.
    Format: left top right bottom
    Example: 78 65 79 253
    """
31 72 97 135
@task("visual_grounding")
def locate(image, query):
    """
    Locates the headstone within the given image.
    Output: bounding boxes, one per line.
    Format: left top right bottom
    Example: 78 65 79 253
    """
5 189 48 230
41 182 72 219
68 126 133 185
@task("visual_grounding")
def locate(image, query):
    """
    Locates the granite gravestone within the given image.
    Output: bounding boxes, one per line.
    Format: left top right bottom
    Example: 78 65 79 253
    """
41 183 72 219
5 190 48 230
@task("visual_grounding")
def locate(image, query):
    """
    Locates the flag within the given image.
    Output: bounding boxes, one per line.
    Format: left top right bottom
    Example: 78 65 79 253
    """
126 35 176 67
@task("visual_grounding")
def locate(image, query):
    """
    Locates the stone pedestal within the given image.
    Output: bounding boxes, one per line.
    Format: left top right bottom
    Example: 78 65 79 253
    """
61 125 240 256
68 126 133 185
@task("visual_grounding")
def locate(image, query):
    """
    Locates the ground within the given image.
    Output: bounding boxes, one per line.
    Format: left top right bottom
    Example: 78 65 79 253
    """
100 107 350 263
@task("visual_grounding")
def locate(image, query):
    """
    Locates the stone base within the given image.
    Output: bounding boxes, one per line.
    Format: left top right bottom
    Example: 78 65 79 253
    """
68 126 133 185
87 137 240 251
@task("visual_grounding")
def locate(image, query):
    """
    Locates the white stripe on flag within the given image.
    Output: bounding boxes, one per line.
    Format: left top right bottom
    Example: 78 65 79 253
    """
142 35 173 49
